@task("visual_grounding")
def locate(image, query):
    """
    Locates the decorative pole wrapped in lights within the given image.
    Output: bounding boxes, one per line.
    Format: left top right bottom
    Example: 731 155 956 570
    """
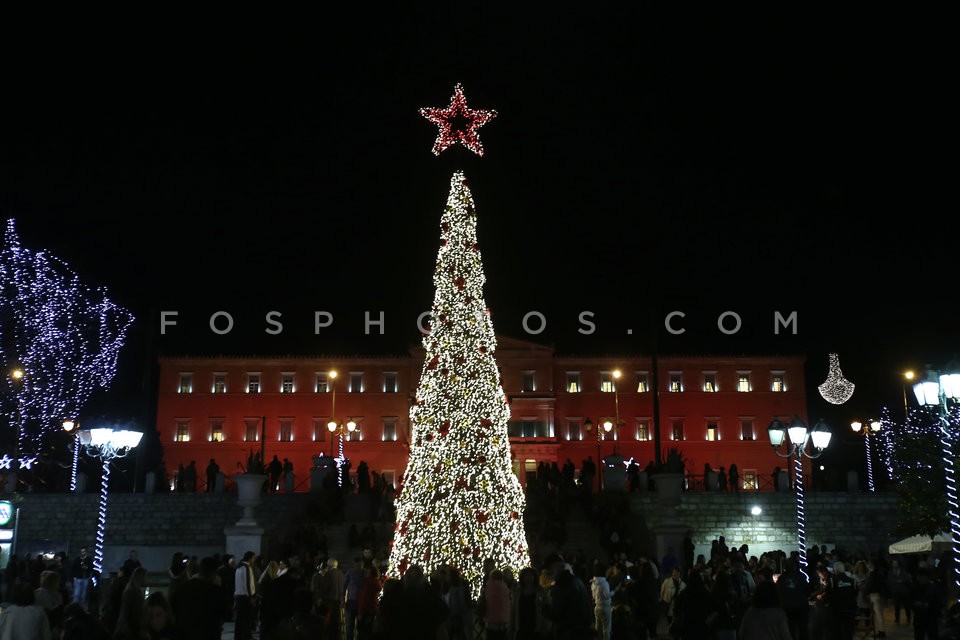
768 415 831 579
77 427 143 577
913 366 960 589
584 370 621 492
850 419 881 492
325 371 357 488
63 419 81 492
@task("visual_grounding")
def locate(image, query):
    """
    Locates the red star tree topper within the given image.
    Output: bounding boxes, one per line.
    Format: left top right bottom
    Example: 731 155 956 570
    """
420 84 497 156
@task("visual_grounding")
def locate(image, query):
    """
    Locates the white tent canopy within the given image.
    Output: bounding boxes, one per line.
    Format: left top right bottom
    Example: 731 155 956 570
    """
888 532 952 555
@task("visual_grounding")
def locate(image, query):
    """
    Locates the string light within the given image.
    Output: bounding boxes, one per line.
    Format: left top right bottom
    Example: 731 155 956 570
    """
94 459 110 576
794 455 808 580
420 84 497 157
0 219 134 454
387 171 529 600
818 353 855 405
71 437 80 492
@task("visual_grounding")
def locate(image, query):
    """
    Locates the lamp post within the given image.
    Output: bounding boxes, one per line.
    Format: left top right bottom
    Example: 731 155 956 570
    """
76 427 143 577
768 415 831 579
903 370 915 423
63 419 81 492
326 370 356 488
913 366 960 589
850 419 881 492
585 370 621 492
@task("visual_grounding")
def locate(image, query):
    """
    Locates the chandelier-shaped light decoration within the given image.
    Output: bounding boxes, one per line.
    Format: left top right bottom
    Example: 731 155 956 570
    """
818 353 855 405
420 84 497 156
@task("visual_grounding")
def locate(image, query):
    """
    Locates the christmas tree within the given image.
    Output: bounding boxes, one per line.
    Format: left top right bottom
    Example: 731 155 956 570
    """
387 170 530 598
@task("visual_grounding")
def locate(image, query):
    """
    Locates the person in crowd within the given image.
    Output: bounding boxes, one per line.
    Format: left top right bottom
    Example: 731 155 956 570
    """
864 558 887 638
268 455 283 492
260 557 306 640
170 556 225 640
33 569 64 636
776 557 809 640
482 568 511 640
121 551 142 577
670 568 711 639
590 562 613 640
718 466 728 492
681 531 695 572
317 558 344 640
886 557 912 625
233 551 258 640
355 561 382 640
143 591 182 640
113 567 148 640
910 567 942 640
168 552 190 601
205 458 220 492
728 464 740 493
510 566 543 640
659 566 684 627
710 570 740 640
0 581 52 640
343 557 365 640
275 587 325 640
71 546 94 611
738 579 792 640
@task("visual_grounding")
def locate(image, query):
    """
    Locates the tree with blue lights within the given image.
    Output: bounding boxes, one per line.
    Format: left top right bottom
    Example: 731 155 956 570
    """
0 219 134 458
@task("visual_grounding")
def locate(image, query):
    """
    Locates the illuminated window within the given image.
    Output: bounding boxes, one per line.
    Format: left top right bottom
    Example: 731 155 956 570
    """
566 372 581 393
213 374 227 394
636 372 649 393
568 420 582 441
312 418 329 442
383 419 398 442
281 374 295 393
636 420 650 441
210 420 224 442
703 373 717 392
349 372 364 393
600 371 617 393
740 419 755 441
772 373 786 392
521 371 536 392
244 418 260 442
737 372 751 392
383 372 398 393
247 374 261 394
672 421 685 441
706 422 718 441
178 373 193 394
279 419 293 442
669 373 683 393
743 469 759 490
316 373 330 393
175 421 190 442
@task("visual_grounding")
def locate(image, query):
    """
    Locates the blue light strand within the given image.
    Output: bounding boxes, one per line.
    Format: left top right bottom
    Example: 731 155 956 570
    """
865 431 875 492
94 459 111 576
794 455 808 581
70 437 79 492
939 410 960 588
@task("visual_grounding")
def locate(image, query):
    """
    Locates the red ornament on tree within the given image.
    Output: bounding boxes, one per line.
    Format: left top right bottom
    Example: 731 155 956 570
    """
420 84 497 157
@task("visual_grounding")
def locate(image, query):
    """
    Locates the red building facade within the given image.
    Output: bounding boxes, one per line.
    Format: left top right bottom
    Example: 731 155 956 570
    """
155 337 810 491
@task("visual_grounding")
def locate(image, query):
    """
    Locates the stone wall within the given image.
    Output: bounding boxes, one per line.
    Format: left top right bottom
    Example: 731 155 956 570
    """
5 490 902 574
627 491 901 562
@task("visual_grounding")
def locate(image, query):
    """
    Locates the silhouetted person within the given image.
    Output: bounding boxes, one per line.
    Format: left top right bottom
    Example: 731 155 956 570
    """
728 464 740 493
183 460 198 492
206 458 220 492
171 556 225 640
718 466 727 492
268 455 283 492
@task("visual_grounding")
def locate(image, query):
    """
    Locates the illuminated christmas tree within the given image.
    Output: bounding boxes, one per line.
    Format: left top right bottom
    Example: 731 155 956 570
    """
0 219 134 456
387 170 530 598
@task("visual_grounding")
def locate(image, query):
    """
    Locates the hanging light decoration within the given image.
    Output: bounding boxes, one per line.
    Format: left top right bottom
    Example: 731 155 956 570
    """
818 353 855 405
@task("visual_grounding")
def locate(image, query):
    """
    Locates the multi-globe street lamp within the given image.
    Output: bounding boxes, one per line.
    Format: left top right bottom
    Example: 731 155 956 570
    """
326 370 356 488
75 426 143 577
850 419 881 492
912 366 960 589
768 415 831 578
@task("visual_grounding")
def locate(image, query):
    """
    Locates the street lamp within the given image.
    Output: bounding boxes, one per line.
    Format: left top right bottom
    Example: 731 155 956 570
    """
851 420 881 492
76 426 143 577
904 370 916 423
585 369 621 492
326 370 357 488
912 366 960 589
63 419 80 492
768 415 831 579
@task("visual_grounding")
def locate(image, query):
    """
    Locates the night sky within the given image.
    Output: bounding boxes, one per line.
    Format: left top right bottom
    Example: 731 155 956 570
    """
0 14 953 468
